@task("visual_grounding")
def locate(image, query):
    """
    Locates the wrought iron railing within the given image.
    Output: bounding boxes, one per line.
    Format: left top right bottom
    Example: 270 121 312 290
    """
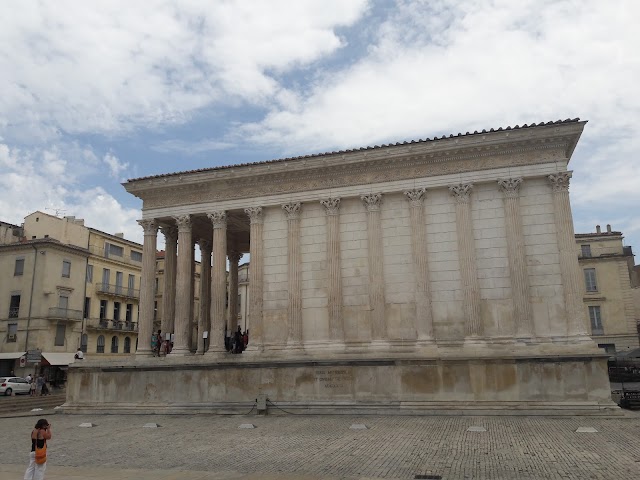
47 307 83 320
88 318 138 331
95 283 139 299
8 307 19 318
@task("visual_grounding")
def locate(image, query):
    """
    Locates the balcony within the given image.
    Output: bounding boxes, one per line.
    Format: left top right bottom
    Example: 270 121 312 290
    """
87 318 138 332
95 283 140 300
8 307 19 318
47 307 83 321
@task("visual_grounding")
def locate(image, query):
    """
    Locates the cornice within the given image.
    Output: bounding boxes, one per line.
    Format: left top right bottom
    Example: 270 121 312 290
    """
0 240 90 257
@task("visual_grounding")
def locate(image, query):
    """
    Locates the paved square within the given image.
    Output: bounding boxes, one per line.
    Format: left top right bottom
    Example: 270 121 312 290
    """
1 412 639 479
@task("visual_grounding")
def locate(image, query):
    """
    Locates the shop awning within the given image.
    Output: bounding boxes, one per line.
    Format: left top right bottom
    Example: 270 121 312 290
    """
41 352 76 366
0 352 25 360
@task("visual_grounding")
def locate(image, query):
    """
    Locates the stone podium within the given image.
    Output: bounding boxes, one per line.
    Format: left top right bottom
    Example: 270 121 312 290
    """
63 119 617 415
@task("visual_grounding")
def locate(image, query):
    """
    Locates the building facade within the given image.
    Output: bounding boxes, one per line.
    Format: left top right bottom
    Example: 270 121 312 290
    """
65 119 617 415
576 225 640 354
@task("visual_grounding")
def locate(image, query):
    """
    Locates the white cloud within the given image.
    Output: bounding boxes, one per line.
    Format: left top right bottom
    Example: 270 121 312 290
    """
103 152 130 180
0 143 142 243
0 0 368 142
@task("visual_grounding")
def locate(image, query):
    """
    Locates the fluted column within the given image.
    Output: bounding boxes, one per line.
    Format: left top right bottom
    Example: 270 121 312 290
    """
245 207 264 351
283 202 303 346
170 215 193 355
449 184 482 339
228 251 243 333
320 198 344 343
361 193 387 342
404 188 434 343
196 239 212 354
159 225 177 336
207 211 227 353
498 178 534 340
548 172 589 338
136 219 158 356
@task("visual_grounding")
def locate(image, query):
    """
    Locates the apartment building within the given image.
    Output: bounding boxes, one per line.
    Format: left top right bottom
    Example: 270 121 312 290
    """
576 224 640 354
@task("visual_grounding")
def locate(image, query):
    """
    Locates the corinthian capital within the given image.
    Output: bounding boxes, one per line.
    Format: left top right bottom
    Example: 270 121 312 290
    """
207 211 227 229
361 193 383 212
497 178 523 198
228 250 243 264
282 202 302 220
320 197 341 216
404 188 427 207
197 239 212 254
173 215 191 232
137 219 158 236
159 225 178 242
449 183 473 203
548 172 572 192
244 206 263 224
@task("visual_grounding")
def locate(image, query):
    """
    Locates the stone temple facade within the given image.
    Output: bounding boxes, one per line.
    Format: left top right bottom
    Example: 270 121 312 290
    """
64 119 617 415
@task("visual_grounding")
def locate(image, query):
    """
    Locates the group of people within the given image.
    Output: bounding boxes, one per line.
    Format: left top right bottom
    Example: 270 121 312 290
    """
24 374 49 397
151 330 172 356
226 326 249 354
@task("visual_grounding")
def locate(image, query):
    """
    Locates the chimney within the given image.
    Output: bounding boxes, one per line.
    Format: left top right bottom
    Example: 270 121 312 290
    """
64 216 75 222
606 224 612 233
596 225 601 234
115 232 124 238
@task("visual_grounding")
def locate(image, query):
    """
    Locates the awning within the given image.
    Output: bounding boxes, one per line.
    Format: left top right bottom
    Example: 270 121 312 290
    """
41 352 76 366
0 352 26 360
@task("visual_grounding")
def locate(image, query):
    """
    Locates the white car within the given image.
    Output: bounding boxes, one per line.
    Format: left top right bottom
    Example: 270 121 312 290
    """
0 377 31 395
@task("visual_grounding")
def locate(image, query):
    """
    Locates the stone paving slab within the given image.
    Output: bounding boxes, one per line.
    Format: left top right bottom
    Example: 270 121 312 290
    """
2 413 640 479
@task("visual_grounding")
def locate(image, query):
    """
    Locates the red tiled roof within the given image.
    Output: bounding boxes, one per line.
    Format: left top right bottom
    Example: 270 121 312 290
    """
127 118 582 182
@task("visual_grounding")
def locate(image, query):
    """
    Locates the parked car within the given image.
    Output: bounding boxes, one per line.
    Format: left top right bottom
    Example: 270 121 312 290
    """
0 377 31 396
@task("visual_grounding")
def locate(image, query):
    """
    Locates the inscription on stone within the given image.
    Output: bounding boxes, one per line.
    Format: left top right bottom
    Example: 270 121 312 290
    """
315 368 353 389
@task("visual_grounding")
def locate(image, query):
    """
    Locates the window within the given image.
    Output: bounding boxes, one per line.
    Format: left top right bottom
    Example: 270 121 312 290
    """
589 306 603 334
597 343 616 354
131 251 142 262
58 295 69 310
7 323 17 342
581 244 592 257
128 274 135 295
113 302 121 321
153 301 158 321
81 334 88 353
124 337 131 353
105 243 124 258
14 258 24 276
84 297 91 319
55 323 66 346
584 268 597 292
62 260 71 278
86 264 93 283
115 272 123 294
9 294 20 318
237 293 242 309
99 300 107 320
125 303 133 322
154 278 159 293
102 268 110 289
111 336 119 353
97 335 105 353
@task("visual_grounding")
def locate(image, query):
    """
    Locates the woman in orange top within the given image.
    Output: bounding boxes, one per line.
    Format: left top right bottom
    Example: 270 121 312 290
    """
24 418 52 480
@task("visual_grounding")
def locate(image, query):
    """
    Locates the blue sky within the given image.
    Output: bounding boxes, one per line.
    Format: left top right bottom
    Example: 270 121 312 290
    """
1 0 639 254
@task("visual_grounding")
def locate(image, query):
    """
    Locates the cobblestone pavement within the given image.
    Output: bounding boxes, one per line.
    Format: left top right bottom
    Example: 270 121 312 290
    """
1 412 640 480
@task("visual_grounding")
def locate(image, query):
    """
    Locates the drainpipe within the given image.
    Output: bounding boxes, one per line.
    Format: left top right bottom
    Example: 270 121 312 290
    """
24 244 39 352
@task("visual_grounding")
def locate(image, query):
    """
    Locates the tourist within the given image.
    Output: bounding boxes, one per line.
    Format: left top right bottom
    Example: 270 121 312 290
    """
243 330 248 349
151 331 159 356
24 418 52 480
74 348 84 360
30 378 36 396
25 374 32 384
234 326 243 354
41 379 49 396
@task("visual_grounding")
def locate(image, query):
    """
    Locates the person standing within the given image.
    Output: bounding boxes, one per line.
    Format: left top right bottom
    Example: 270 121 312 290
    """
35 375 44 396
24 418 52 480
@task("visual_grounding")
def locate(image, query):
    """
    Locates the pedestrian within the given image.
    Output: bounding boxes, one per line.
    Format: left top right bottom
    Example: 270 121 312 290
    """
25 374 32 384
74 348 84 360
24 418 52 480
30 378 36 396
151 331 158 356
41 380 49 396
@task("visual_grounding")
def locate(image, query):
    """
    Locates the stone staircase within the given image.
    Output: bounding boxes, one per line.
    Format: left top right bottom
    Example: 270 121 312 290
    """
0 393 66 416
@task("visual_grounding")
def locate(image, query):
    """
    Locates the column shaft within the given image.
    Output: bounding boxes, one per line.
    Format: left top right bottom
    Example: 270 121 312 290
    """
404 189 434 342
160 226 177 336
498 178 534 338
171 215 193 355
245 207 264 350
361 194 386 341
450 184 482 338
136 220 158 356
549 172 588 337
321 198 344 342
197 240 211 354
208 211 227 352
283 203 303 345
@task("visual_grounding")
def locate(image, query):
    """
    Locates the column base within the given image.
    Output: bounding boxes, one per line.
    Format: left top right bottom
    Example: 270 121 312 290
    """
368 339 391 350
463 336 488 346
245 344 264 353
169 347 193 356
135 348 154 357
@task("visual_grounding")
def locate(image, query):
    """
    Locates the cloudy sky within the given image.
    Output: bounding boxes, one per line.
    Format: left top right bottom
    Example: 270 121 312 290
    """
1 0 639 252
